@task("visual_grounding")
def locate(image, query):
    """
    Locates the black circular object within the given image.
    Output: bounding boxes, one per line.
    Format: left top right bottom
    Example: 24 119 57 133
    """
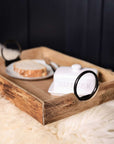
74 70 98 101
1 40 21 66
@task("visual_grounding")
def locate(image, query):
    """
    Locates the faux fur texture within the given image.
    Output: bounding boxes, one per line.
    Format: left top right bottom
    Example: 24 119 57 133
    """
0 95 114 144
0 45 114 144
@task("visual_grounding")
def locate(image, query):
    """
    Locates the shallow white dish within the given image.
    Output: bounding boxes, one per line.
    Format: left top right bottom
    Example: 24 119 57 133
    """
6 59 54 80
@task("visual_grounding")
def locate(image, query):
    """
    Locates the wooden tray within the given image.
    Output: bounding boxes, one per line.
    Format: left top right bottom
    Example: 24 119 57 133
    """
0 47 114 125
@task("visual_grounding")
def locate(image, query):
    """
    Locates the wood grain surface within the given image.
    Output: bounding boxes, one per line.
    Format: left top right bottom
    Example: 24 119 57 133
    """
0 47 114 125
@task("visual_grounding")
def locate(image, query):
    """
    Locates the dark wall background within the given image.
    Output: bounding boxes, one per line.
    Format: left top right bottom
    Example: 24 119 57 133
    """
0 0 114 70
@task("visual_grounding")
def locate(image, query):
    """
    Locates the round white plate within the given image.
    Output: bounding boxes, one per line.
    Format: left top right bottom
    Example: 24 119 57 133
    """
6 59 54 80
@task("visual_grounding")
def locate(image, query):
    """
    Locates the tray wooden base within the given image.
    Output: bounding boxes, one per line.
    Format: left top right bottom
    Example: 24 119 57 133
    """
0 47 114 125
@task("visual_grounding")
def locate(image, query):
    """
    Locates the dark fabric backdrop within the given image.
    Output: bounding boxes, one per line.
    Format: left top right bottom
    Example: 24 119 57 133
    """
0 0 114 70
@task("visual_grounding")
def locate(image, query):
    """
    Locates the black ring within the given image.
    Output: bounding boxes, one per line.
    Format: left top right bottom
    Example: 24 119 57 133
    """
74 70 98 101
4 40 22 52
1 40 21 66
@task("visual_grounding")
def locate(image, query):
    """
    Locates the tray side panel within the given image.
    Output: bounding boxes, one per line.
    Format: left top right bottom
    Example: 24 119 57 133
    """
44 81 114 124
0 76 44 124
21 47 114 82
41 47 114 82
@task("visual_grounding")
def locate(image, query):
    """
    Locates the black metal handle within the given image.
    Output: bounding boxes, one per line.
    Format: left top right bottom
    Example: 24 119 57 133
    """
1 40 22 66
74 70 98 101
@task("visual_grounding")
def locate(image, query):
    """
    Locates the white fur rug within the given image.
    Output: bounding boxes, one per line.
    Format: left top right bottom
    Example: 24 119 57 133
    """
0 44 114 144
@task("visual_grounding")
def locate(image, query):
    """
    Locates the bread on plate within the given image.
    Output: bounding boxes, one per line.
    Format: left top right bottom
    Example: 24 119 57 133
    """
13 59 47 77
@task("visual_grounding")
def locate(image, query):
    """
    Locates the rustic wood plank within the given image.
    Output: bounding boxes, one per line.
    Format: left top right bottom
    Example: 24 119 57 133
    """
0 75 43 124
44 81 114 124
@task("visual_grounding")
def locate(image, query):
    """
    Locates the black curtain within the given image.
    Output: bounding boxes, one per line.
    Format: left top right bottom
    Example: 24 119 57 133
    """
0 0 114 70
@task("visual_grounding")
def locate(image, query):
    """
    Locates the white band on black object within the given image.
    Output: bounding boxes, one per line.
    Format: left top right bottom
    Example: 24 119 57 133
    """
74 70 98 101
